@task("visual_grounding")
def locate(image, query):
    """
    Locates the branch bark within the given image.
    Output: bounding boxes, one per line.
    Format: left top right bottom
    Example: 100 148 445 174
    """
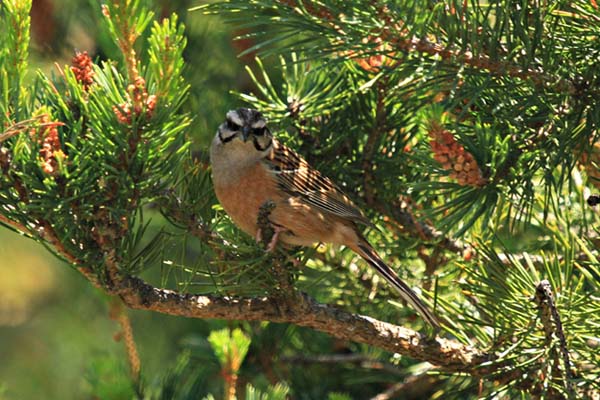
114 274 490 372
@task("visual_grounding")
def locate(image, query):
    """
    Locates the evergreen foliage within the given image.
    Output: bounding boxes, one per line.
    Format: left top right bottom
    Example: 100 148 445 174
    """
1 0 599 398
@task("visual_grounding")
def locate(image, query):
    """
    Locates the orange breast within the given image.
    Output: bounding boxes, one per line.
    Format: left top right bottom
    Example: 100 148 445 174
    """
213 162 278 236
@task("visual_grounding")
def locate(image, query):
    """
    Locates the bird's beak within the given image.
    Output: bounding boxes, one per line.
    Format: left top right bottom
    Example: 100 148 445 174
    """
241 126 250 142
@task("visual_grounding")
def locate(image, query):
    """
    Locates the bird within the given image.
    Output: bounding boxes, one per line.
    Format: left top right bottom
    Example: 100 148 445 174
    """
210 107 440 328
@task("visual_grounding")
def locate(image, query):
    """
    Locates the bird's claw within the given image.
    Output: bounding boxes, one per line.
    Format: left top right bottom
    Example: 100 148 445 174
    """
256 225 286 252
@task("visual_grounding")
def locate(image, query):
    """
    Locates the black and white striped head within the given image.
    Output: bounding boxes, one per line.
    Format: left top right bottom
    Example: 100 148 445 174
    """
216 108 273 153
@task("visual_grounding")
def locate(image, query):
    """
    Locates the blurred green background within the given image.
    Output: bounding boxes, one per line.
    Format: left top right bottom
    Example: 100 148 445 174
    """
0 1 248 398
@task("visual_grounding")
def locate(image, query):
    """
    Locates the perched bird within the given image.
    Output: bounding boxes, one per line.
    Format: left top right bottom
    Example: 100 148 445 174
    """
210 108 439 328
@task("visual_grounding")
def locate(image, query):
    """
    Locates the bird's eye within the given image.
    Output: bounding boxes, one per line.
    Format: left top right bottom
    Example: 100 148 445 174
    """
252 127 266 136
226 120 240 131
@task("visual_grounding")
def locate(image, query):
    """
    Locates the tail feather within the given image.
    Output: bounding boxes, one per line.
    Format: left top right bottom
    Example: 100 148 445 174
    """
355 242 440 328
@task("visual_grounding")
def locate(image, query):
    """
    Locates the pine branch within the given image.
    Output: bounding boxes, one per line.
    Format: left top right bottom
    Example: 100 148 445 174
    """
0 207 100 286
114 274 490 373
0 191 491 373
388 36 574 94
0 180 492 375
217 0 578 94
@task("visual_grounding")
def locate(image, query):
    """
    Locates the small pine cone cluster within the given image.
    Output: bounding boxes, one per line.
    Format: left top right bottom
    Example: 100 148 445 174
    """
346 36 394 73
429 122 486 187
112 76 157 124
30 115 66 176
70 51 95 90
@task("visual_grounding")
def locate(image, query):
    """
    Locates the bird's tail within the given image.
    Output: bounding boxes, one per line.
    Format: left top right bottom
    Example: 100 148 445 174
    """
354 241 440 328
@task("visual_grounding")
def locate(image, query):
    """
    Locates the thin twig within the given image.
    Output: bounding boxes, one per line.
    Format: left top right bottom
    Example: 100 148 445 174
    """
497 251 590 267
0 213 29 236
370 373 438 400
0 213 99 286
38 220 100 287
0 115 61 143
535 280 575 396
281 354 407 376
159 189 227 259
110 299 141 385
362 79 387 205
369 196 471 255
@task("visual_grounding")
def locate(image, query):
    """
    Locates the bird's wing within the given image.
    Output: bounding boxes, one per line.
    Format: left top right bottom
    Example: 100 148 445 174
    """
262 139 372 226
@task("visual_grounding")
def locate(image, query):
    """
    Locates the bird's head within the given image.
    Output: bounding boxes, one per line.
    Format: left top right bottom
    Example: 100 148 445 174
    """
216 108 273 152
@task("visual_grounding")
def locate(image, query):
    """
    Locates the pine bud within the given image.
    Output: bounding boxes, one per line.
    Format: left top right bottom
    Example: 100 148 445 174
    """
113 78 157 125
70 51 95 90
30 114 66 176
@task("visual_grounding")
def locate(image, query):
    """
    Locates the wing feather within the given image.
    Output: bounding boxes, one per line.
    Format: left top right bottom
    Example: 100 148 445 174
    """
263 140 372 226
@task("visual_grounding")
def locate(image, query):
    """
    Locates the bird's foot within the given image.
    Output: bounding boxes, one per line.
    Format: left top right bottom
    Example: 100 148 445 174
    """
256 200 287 252
266 225 287 252
255 229 262 243
256 225 287 252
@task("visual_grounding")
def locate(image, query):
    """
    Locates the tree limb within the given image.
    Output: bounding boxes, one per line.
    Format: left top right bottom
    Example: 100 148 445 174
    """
114 274 490 372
